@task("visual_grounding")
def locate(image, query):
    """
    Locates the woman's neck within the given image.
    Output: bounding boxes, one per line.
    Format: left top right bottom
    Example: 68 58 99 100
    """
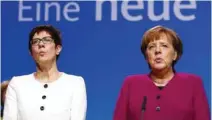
35 62 61 83
150 67 175 86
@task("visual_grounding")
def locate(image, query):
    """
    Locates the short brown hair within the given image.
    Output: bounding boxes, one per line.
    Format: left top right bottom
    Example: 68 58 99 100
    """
141 25 183 66
28 25 62 60
1 80 10 106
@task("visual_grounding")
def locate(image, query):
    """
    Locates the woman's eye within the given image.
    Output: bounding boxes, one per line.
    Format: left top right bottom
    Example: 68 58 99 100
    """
148 46 154 49
162 44 168 47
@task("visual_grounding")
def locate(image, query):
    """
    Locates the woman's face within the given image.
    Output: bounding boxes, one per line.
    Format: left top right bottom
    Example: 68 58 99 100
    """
146 35 177 71
30 31 61 64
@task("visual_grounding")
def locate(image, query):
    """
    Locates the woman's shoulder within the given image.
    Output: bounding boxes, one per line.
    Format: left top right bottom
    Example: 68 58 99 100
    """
175 72 203 85
125 74 148 79
176 72 200 77
6 73 34 88
176 72 202 80
11 73 33 80
10 73 33 83
122 74 150 84
61 72 85 84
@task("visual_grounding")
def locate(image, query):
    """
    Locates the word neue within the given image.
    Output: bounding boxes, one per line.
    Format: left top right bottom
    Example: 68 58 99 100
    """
18 0 197 22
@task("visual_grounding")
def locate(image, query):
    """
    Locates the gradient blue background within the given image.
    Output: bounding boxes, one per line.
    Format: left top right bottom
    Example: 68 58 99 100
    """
1 1 211 120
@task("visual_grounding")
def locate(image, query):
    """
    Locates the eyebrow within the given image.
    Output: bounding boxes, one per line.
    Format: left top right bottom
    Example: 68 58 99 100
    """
148 41 168 45
159 42 168 45
32 36 52 39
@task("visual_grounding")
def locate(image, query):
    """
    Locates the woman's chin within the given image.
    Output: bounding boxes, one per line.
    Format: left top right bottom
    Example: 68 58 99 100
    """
151 64 167 71
37 58 50 64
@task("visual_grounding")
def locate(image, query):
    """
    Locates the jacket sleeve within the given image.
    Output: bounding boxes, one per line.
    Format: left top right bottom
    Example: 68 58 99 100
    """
113 76 131 120
193 76 210 120
70 76 87 120
3 77 18 120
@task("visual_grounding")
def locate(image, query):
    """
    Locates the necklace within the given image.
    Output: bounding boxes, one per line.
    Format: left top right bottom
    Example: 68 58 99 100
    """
153 79 170 86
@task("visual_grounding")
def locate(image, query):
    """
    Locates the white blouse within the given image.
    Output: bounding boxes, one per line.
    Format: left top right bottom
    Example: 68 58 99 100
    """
3 72 87 120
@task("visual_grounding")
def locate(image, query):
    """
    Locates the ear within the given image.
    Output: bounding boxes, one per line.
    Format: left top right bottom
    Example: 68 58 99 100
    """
56 45 62 55
145 54 150 63
144 52 149 62
173 51 177 61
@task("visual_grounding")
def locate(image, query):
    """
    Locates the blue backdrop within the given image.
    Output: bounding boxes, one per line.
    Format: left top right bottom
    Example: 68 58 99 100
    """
1 1 211 120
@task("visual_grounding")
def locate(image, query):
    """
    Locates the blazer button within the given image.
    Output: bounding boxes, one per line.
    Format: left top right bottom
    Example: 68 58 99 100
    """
156 106 160 111
44 84 48 88
42 95 46 99
156 95 160 100
40 106 45 111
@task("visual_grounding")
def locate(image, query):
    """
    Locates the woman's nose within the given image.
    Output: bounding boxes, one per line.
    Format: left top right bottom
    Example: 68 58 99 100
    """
38 41 45 48
155 46 161 54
